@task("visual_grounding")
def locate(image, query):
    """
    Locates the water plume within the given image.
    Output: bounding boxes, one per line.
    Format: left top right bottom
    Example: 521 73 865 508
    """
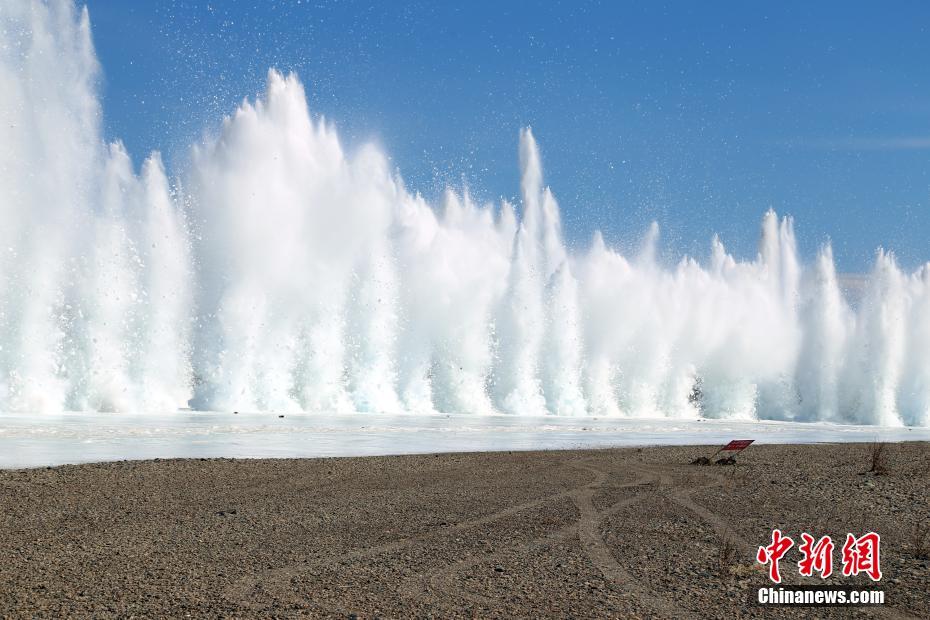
1 0 929 426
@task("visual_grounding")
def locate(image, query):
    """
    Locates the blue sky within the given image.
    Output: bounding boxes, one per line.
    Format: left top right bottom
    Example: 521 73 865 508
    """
85 0 930 272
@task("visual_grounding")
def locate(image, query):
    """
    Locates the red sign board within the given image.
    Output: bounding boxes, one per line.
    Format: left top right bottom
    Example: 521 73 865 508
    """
721 439 754 452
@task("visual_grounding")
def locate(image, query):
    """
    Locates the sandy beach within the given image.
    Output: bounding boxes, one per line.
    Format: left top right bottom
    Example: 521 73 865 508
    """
1 442 928 618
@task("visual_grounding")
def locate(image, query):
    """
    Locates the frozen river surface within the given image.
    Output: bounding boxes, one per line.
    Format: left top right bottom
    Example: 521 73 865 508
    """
2 412 929 469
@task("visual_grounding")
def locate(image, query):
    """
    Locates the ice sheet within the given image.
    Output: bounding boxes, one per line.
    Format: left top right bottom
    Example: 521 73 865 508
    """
2 412 929 469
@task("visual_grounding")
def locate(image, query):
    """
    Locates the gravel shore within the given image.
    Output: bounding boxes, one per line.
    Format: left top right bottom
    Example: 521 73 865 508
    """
1 442 928 618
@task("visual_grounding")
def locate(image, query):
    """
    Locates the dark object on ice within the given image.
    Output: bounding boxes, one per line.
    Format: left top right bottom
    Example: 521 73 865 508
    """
688 376 704 413
715 456 737 466
278 414 284 418
690 456 711 466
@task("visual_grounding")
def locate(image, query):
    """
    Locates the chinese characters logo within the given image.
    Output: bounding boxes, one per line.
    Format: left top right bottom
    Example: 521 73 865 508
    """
757 530 882 583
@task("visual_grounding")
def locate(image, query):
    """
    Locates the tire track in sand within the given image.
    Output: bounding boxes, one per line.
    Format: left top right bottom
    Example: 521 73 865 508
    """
224 458 625 611
410 461 690 618
634 464 919 620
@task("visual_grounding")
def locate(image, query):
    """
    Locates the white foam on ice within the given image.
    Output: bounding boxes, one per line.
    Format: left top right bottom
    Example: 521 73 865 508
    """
2 2 930 427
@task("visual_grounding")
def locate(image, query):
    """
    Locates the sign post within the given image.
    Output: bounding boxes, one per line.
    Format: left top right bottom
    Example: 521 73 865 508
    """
691 439 754 465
